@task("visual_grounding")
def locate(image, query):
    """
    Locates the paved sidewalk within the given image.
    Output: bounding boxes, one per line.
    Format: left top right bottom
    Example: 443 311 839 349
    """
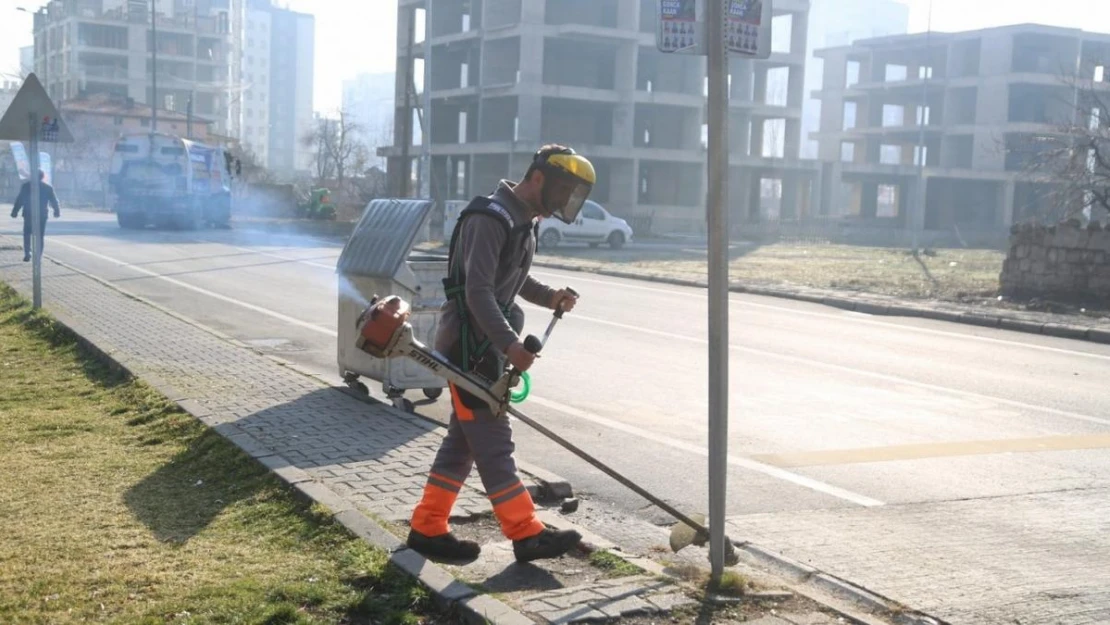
0 242 899 625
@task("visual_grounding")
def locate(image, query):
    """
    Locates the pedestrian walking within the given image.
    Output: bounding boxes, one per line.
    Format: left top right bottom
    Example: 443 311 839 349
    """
10 170 60 262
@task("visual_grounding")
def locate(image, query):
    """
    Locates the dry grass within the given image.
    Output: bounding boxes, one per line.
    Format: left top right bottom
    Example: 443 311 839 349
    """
536 243 1007 301
0 284 440 625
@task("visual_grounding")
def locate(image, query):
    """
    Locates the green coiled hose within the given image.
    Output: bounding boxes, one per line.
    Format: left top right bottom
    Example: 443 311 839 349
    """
510 371 531 404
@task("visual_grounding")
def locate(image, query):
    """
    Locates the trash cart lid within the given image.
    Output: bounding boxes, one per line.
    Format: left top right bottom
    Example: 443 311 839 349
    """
337 198 433 279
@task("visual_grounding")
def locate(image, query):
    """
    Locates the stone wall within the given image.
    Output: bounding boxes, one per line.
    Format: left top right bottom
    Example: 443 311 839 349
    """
1001 221 1110 302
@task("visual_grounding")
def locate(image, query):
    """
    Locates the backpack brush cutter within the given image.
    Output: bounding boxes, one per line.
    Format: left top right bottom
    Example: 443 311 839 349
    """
354 293 739 565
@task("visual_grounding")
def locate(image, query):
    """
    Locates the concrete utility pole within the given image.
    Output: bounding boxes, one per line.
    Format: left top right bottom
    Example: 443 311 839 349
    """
151 0 158 133
705 0 730 582
419 1 433 200
655 0 773 585
912 0 933 252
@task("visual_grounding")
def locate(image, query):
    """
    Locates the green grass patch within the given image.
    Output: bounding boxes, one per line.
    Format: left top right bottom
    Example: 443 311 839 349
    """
0 283 443 625
587 550 644 578
708 571 754 597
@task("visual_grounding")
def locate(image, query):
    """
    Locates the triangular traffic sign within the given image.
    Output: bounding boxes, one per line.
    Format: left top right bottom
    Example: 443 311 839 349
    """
0 73 73 143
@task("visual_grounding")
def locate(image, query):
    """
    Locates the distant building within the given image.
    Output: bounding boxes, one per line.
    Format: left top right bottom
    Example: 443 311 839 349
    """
228 0 315 174
61 92 213 142
812 23 1110 238
0 81 18 115
20 46 35 76
30 0 234 136
342 72 396 168
802 0 909 158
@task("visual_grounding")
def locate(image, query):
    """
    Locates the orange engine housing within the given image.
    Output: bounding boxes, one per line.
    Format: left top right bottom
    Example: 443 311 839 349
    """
357 295 411 355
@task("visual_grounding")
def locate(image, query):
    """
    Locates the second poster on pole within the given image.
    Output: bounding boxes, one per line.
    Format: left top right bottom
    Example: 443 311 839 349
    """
657 0 773 59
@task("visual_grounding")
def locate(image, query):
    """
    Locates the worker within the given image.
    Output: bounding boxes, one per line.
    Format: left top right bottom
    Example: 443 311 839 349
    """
10 170 60 262
407 144 596 563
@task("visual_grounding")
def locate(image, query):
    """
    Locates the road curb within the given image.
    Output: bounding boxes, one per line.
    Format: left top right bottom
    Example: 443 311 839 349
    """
735 542 946 625
0 256 539 625
530 259 1110 346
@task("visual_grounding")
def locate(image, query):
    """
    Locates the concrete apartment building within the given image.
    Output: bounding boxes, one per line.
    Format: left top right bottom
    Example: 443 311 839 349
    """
801 0 908 159
813 24 1110 239
227 0 315 174
263 3 314 174
382 0 814 234
30 0 234 135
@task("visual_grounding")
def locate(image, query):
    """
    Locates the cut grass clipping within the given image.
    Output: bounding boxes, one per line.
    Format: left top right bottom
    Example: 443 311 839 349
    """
0 284 441 625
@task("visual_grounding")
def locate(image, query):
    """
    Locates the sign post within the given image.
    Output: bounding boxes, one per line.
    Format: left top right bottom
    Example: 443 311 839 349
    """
0 73 74 309
656 0 772 584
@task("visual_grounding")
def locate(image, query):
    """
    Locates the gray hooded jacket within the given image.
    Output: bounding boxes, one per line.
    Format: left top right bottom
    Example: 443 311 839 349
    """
435 180 556 359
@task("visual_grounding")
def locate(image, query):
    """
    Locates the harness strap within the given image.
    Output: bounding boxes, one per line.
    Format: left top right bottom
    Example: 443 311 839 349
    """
443 195 534 372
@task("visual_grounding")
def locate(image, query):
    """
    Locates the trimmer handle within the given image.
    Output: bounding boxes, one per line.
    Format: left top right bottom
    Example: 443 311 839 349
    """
553 287 579 319
523 335 544 354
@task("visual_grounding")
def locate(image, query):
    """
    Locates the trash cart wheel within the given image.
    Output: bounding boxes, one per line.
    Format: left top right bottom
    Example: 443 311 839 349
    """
423 387 443 400
354 382 369 396
392 397 416 413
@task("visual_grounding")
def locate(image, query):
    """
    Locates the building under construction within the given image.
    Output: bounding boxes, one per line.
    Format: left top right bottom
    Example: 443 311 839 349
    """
813 24 1110 238
382 0 816 235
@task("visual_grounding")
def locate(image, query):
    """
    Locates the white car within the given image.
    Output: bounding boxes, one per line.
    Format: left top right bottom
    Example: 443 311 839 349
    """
538 200 634 250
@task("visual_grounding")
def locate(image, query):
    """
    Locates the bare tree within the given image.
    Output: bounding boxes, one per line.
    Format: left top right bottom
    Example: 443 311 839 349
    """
329 110 367 188
302 119 336 185
301 110 369 188
1014 71 1110 223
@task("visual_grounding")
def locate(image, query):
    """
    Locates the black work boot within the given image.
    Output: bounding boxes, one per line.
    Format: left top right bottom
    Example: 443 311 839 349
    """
513 528 582 563
406 529 481 562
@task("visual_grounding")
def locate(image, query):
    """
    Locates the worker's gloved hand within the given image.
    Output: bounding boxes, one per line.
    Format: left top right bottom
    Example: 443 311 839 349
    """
10 210 16 219
54 210 60 218
506 341 537 372
551 288 578 313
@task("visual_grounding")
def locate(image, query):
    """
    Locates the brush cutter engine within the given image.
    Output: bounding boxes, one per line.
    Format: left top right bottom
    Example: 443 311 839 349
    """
354 295 529 418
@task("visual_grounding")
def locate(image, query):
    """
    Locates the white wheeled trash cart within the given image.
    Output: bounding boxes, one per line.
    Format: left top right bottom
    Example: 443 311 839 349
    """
336 198 448 413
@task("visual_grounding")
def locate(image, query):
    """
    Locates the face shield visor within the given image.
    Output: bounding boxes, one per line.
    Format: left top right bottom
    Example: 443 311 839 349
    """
538 151 596 225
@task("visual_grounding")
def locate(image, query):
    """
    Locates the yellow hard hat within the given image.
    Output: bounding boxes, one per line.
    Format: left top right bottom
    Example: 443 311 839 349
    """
533 146 596 224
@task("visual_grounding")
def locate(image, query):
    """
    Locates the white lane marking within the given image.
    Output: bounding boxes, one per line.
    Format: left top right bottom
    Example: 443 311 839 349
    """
574 312 1110 428
50 239 339 337
188 238 338 271
530 270 1110 362
39 238 884 506
526 395 885 507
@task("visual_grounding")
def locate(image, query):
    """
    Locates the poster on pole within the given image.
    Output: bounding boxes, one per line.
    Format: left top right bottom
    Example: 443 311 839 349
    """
656 0 773 58
726 0 771 58
10 142 30 180
39 151 52 184
658 0 700 54
5 144 52 183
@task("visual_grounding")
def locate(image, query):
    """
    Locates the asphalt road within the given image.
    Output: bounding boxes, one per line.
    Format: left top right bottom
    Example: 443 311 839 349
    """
7 210 1110 623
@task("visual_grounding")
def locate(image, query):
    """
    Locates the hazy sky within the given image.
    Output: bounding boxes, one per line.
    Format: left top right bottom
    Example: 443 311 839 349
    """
2 0 1107 113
